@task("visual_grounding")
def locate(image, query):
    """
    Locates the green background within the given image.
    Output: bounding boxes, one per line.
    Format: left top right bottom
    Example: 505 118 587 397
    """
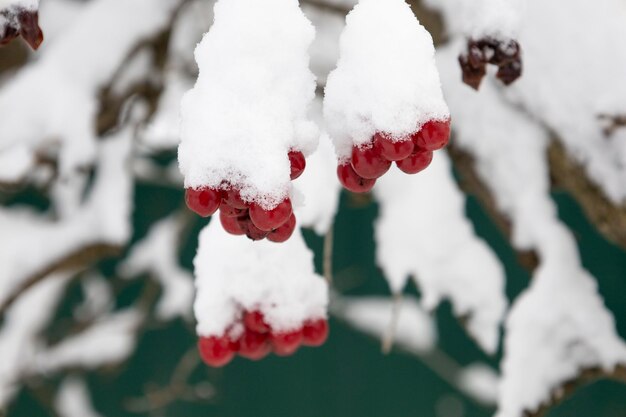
6 181 626 417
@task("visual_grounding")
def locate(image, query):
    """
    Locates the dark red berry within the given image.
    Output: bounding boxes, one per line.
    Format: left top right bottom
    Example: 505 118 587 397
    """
220 203 247 217
223 189 248 209
239 329 271 360
185 187 221 217
302 319 329 347
413 119 451 151
288 151 306 180
237 217 270 241
244 311 271 333
337 164 376 193
268 214 296 243
376 133 414 161
396 149 433 174
271 329 303 357
220 210 245 235
198 335 236 367
351 144 391 179
18 11 43 50
249 199 293 232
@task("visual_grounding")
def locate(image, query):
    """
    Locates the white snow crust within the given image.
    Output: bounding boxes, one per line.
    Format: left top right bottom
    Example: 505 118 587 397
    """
323 0 449 161
178 0 319 209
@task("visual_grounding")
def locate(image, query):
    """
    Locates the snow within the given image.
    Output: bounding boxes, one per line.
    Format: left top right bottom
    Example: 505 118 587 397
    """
194 221 328 337
0 0 37 11
374 153 507 353
0 0 179 178
0 130 133 309
0 144 33 183
55 378 103 417
0 273 69 406
302 4 344 85
35 310 142 373
457 363 499 405
119 216 194 320
178 0 319 210
437 37 626 417
333 295 436 352
424 0 524 40
323 0 449 161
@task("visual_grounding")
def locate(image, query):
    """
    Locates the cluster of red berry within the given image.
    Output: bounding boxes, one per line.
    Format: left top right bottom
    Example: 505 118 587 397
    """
198 310 329 367
337 119 451 193
185 151 306 242
458 37 522 90
0 7 43 50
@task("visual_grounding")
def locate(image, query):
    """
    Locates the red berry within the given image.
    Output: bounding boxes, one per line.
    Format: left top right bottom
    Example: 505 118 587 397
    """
337 164 376 193
244 311 271 333
288 151 306 180
413 119 451 151
220 210 245 235
376 133 414 161
185 187 221 217
239 329 271 360
198 335 236 367
396 149 433 174
237 216 269 241
271 329 303 357
220 203 247 217
223 189 248 209
302 319 329 347
18 10 44 50
268 214 296 243
351 144 391 179
249 199 293 232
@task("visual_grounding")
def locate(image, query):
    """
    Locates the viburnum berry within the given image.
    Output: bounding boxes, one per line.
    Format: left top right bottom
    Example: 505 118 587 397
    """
271 329 303 356
413 119 451 151
237 216 269 241
302 319 329 347
185 187 222 217
220 210 245 236
351 144 391 179
268 214 296 243
288 151 306 180
376 133 414 161
220 203 247 217
396 149 433 174
244 311 270 333
198 335 237 367
238 329 271 360
337 164 376 193
223 189 248 210
249 199 293 232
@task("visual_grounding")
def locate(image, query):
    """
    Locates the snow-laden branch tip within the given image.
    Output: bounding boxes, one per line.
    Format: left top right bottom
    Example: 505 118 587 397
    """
178 0 319 209
194 221 328 338
119 215 194 321
438 40 626 417
374 154 507 354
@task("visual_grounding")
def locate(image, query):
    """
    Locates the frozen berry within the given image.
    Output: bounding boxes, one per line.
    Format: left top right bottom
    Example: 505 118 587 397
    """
223 189 248 210
396 149 433 174
376 133 414 161
237 217 269 241
288 151 306 180
249 199 293 232
185 187 221 217
271 329 303 357
18 10 43 50
302 319 329 347
413 119 451 151
220 210 245 235
351 144 391 179
198 335 236 367
244 311 270 333
268 214 296 243
239 329 271 360
337 164 376 193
